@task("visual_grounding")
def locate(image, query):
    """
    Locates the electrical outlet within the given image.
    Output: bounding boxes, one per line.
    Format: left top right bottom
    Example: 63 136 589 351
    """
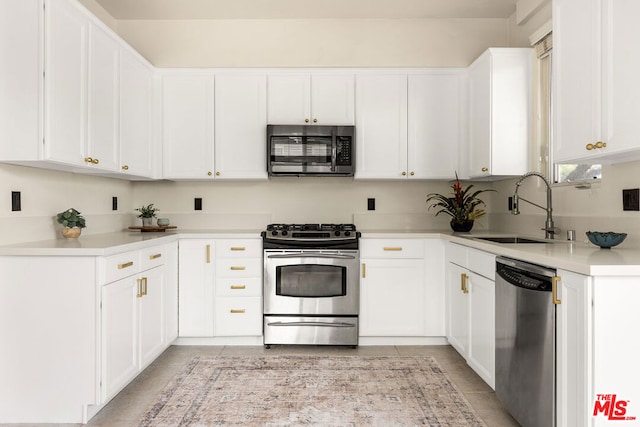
112 196 118 211
622 189 639 211
11 191 21 211
367 198 375 211
194 198 203 211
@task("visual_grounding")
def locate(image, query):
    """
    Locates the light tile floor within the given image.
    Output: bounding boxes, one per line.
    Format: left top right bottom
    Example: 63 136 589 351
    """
5 345 520 426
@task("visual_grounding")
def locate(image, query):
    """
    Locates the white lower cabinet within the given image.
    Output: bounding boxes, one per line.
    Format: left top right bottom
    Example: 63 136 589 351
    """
178 237 263 338
101 245 173 403
445 242 495 388
359 239 444 337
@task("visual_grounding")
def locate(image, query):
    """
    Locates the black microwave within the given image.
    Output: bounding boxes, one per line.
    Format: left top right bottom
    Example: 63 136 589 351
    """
267 125 355 177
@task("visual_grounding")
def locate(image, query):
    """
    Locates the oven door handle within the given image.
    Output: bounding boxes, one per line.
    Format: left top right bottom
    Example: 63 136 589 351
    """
267 253 357 260
267 321 356 328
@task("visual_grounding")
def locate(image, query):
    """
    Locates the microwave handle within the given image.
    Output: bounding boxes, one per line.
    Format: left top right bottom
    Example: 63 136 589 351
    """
267 253 357 260
331 130 337 172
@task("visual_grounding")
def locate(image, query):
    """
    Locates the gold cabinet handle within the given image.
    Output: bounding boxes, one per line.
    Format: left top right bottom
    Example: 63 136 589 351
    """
230 247 246 251
216 171 220 176
136 278 143 298
84 157 93 164
595 141 606 149
142 277 148 296
313 118 318 123
122 165 129 170
362 263 366 278
92 158 99 164
206 244 211 264
305 118 310 123
230 309 246 314
230 285 246 290
149 253 162 260
586 143 594 150
402 171 407 176
481 167 488 172
383 247 403 251
118 261 134 269
461 273 469 294
207 171 212 176
410 171 415 176
230 266 246 271
552 276 562 305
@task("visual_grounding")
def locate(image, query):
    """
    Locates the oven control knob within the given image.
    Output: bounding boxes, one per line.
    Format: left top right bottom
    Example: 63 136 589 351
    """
282 230 288 236
334 231 341 237
344 231 351 236
271 231 278 236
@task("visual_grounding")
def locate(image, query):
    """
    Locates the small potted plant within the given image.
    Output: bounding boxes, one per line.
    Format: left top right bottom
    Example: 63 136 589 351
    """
426 173 495 232
135 203 159 227
56 208 86 239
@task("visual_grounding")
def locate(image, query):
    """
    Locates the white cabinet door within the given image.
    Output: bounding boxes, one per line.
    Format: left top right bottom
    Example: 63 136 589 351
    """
267 74 310 124
0 0 42 161
310 74 355 125
408 73 463 179
161 72 215 179
214 73 268 179
178 240 215 337
120 49 154 177
360 258 426 336
139 266 165 368
87 23 119 172
556 270 592 427
355 74 408 179
44 0 88 166
101 276 138 402
467 272 495 388
446 262 469 356
468 49 532 178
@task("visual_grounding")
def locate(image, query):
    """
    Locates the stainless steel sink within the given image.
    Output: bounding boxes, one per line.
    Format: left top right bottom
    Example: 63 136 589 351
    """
473 236 550 244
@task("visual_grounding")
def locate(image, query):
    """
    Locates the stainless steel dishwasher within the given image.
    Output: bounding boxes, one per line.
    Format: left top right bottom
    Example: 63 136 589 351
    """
495 257 557 427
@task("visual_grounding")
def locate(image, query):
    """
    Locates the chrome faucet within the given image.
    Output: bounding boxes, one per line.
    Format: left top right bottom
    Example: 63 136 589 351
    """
511 171 557 239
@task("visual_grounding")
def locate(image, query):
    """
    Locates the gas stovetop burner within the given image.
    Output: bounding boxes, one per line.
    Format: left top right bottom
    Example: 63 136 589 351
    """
262 223 360 249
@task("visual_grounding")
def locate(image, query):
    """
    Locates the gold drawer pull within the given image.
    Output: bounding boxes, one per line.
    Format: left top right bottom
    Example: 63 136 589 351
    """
230 247 246 251
230 309 246 314
230 285 246 290
461 273 469 294
362 263 366 278
149 253 162 260
136 278 143 298
383 247 403 251
552 276 562 305
118 261 134 269
206 244 211 264
230 266 246 271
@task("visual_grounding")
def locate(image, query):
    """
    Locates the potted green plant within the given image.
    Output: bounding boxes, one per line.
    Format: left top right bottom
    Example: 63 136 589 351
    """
135 204 159 227
56 208 86 239
426 173 495 232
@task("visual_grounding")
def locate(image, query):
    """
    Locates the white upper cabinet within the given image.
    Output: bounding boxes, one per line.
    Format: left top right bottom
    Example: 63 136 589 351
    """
44 0 88 167
468 48 532 179
355 73 408 179
214 73 268 180
554 0 640 164
87 23 120 172
408 72 465 179
267 73 355 125
0 0 42 162
161 72 215 179
119 48 155 178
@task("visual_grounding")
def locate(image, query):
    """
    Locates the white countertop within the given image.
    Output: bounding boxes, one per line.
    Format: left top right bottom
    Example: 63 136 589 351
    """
0 229 638 276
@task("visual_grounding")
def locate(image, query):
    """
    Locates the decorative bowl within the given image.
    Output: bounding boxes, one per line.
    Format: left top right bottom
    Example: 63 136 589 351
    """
157 218 170 227
585 231 627 248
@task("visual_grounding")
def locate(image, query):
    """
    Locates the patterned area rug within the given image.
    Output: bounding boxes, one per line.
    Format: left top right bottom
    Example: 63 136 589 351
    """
138 356 486 426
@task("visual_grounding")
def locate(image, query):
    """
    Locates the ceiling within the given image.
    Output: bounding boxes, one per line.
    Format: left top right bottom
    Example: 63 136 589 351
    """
92 0 519 20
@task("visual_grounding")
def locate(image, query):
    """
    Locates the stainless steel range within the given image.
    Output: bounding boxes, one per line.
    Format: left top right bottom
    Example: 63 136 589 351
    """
262 224 361 347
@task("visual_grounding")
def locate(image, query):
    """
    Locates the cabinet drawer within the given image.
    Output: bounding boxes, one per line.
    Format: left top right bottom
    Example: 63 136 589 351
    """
215 239 262 258
446 242 468 268
139 245 165 271
214 297 262 336
102 251 140 284
468 248 496 280
360 239 425 258
215 258 262 278
216 277 262 297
